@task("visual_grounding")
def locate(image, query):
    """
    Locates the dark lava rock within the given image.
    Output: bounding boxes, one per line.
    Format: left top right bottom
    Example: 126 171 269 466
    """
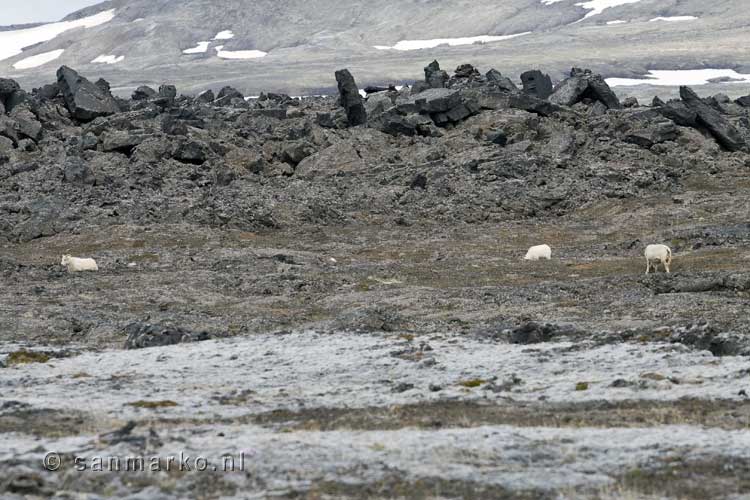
485 69 518 91
520 70 553 99
158 84 177 100
623 97 639 108
425 60 449 89
454 63 481 79
680 86 747 152
658 100 698 127
509 92 564 117
132 85 157 101
62 158 96 185
487 130 508 146
124 322 211 349
335 68 367 126
669 323 750 357
56 66 120 121
549 70 620 109
197 89 215 103
0 78 21 98
215 86 244 106
510 322 564 344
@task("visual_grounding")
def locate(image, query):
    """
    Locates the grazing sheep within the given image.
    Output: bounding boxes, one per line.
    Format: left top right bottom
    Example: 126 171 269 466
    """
644 244 672 274
61 255 99 272
524 244 552 261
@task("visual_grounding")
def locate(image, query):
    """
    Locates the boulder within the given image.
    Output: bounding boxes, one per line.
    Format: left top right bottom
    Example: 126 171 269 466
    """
658 101 697 127
335 68 367 126
9 106 43 142
652 96 666 107
454 64 480 79
100 130 145 154
623 97 639 108
124 322 210 350
281 141 315 166
549 71 621 109
486 69 518 91
131 86 157 101
35 83 60 100
406 88 462 114
424 60 449 89
173 139 209 164
215 86 244 106
680 86 746 152
586 75 621 109
364 85 396 95
158 84 177 100
509 92 564 117
197 89 215 103
56 66 120 121
365 91 395 116
624 120 678 148
95 78 111 94
548 76 589 106
736 95 750 107
0 78 20 98
63 158 96 185
4 90 29 113
520 70 553 99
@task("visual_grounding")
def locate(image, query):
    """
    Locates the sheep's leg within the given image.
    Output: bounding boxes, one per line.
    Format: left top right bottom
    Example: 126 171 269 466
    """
645 258 651 275
664 259 671 273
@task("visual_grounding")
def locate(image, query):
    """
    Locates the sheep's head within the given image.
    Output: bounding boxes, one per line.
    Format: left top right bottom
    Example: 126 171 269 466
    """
61 255 71 266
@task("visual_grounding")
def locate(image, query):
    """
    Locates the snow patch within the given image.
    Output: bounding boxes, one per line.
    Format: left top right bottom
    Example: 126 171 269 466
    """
606 20 627 25
542 0 644 20
0 9 115 63
91 54 125 64
374 32 531 51
213 30 235 40
649 16 698 22
214 45 267 60
183 41 210 54
12 49 64 69
607 69 750 87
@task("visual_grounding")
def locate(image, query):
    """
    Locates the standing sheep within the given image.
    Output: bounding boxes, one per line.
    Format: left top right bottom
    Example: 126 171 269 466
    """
524 244 552 261
644 244 672 274
61 255 99 272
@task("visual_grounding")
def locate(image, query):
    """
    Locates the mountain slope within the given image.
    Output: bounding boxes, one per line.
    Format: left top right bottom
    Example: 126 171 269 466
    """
1 0 749 96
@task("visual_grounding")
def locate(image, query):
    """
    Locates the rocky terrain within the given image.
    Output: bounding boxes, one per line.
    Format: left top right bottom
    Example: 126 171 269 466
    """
1 60 750 498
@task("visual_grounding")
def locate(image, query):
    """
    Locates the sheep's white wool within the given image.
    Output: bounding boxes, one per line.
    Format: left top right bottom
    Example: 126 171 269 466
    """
12 49 64 69
644 244 672 274
524 244 552 261
61 255 99 273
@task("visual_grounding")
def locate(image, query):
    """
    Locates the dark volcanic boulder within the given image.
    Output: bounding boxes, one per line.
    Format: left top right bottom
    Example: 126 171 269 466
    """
486 69 518 91
520 70 553 99
658 100 697 127
131 86 157 101
736 95 750 107
215 86 244 106
509 92 564 117
62 158 96 185
56 66 119 121
335 69 367 126
124 322 210 349
424 60 449 89
548 76 589 106
549 70 621 109
95 78 111 94
680 86 746 152
454 64 480 79
197 89 215 103
0 78 20 97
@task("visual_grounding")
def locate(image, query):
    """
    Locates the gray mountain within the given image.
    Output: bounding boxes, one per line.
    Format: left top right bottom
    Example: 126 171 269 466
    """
1 0 749 96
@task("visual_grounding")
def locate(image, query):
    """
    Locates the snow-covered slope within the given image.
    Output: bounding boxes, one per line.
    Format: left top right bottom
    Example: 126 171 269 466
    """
0 0 747 96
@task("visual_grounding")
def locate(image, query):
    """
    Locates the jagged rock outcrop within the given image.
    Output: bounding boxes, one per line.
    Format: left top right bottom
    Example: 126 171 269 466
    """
56 66 120 121
520 70 553 99
424 60 450 89
549 68 621 110
335 69 367 126
679 86 747 152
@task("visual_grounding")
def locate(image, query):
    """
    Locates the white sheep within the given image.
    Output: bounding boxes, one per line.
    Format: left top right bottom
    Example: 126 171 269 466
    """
61 255 99 272
524 244 552 261
644 244 672 274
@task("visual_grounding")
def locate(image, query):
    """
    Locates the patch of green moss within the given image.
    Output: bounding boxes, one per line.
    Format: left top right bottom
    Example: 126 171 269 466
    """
127 400 178 409
6 350 50 366
459 379 486 388
575 382 590 391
